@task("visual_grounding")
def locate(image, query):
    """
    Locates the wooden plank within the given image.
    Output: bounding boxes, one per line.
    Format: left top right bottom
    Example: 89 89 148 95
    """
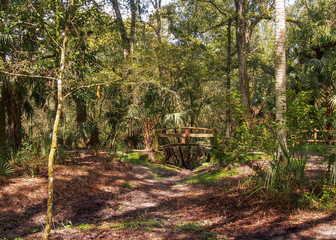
188 133 214 138
153 127 216 132
160 143 214 148
157 133 184 138
300 130 336 133
303 139 336 143
180 127 216 131
157 133 214 138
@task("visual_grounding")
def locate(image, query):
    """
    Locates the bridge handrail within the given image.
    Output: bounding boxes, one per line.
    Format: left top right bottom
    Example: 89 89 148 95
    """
153 127 216 151
153 127 216 132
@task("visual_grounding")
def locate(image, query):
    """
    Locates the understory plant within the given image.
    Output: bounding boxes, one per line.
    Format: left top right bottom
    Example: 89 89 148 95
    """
0 157 14 177
9 142 42 177
265 136 310 204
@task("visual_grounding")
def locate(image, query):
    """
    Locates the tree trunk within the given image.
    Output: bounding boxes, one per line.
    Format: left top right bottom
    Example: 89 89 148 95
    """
0 79 6 154
0 1 9 153
130 0 137 57
225 18 232 139
234 0 250 114
43 0 73 235
275 0 287 148
111 0 129 56
151 0 163 78
4 80 23 150
143 118 153 150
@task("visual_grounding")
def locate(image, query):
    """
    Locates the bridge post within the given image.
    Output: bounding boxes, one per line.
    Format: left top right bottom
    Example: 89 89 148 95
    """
181 128 189 144
154 130 158 151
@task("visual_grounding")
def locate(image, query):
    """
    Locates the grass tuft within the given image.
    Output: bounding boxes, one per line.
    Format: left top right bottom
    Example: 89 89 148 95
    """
184 168 240 185
176 221 210 231
110 218 165 230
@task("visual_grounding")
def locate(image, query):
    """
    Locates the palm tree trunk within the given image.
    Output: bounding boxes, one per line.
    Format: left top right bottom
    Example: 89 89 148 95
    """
275 0 287 149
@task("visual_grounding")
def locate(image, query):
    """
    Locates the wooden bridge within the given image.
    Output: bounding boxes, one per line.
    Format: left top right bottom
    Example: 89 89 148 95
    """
153 127 216 151
153 127 216 169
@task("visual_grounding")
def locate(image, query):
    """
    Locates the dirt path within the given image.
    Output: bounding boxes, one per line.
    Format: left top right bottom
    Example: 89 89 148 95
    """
1 153 336 239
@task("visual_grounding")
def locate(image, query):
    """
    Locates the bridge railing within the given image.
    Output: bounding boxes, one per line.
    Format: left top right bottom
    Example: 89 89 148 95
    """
153 127 216 151
300 129 336 144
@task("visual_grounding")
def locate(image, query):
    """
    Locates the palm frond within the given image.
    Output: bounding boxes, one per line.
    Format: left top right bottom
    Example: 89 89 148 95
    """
0 32 12 47
163 112 186 127
0 160 14 177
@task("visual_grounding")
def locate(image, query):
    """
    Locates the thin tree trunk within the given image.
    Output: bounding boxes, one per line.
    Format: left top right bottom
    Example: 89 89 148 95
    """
43 6 71 238
225 18 232 139
151 0 163 78
0 1 9 153
275 0 287 148
0 79 6 154
130 0 136 57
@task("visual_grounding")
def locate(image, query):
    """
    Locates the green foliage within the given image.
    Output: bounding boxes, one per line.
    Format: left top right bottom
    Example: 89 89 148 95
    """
325 153 336 185
299 183 336 210
111 218 165 230
60 220 74 229
122 181 133 189
265 137 310 204
184 168 240 185
222 91 277 154
155 151 165 164
287 90 324 141
213 152 236 168
0 157 14 177
76 223 92 232
117 152 149 164
9 143 41 177
176 221 209 231
55 147 78 165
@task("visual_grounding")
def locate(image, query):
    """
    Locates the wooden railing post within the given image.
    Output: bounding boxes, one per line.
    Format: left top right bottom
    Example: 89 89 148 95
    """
185 128 189 143
154 131 158 151
314 128 317 145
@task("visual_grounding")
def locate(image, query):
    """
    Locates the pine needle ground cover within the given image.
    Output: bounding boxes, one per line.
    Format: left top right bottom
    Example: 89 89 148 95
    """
0 152 335 240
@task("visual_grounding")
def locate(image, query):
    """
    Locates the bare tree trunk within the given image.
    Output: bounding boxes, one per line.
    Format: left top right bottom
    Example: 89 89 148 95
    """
225 18 232 138
130 0 137 57
152 0 163 78
234 0 250 114
275 0 287 148
0 79 6 153
111 0 129 57
0 1 9 153
4 80 23 150
43 32 68 240
43 0 75 235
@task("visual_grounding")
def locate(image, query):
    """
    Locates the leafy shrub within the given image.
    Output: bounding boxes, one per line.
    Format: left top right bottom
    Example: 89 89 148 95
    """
265 137 309 204
299 184 336 210
9 143 42 177
287 90 324 143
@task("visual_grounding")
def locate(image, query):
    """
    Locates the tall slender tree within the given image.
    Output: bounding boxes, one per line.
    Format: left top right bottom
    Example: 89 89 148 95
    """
44 0 75 238
275 0 287 147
